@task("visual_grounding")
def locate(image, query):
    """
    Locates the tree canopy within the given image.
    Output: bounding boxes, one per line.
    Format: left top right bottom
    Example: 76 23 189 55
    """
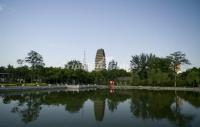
25 50 45 68
167 51 190 86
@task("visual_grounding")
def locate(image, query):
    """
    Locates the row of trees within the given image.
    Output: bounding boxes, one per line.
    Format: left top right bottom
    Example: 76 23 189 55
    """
0 65 130 85
0 50 129 84
0 50 199 86
130 51 200 87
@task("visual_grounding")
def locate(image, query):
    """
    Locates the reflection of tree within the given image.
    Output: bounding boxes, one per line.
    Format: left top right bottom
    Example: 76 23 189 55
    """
130 98 150 119
182 92 200 108
11 99 42 123
2 91 91 123
44 91 90 113
1 90 200 126
107 92 129 112
130 90 196 127
4 93 44 123
170 95 194 127
65 97 86 113
3 96 11 104
174 96 183 113
107 99 118 112
130 91 174 120
172 112 193 127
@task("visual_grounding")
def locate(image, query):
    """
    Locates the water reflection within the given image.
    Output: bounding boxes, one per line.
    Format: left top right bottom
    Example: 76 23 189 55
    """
94 99 105 121
0 90 200 127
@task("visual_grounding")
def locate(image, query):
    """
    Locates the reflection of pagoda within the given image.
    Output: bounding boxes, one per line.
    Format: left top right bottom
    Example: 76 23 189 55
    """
94 99 105 121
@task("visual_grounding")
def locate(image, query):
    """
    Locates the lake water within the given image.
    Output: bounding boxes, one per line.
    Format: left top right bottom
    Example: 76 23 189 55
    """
0 89 200 127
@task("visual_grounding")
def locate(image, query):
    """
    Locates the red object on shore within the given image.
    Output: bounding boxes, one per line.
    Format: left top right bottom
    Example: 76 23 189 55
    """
109 80 115 93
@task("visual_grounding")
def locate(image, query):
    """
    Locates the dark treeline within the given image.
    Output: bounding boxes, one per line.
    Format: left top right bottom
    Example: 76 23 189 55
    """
0 50 200 86
0 65 129 85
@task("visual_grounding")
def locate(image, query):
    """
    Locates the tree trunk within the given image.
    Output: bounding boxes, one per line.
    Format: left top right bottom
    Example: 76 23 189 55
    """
174 73 176 87
174 65 176 87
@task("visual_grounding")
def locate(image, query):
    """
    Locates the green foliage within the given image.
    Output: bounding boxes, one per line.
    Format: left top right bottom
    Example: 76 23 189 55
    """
167 51 190 71
131 73 140 85
65 60 83 70
130 53 154 79
185 68 200 87
130 53 171 86
0 51 196 86
167 51 190 86
130 51 191 86
25 50 45 68
108 60 118 70
147 69 170 86
91 69 130 85
0 65 131 85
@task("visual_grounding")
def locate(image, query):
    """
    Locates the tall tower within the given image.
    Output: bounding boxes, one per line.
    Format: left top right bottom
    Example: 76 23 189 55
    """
83 51 88 71
95 49 106 71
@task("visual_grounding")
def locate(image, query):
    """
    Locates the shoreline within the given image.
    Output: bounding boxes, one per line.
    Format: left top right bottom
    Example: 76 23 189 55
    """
98 85 200 92
0 85 96 92
112 85 200 92
0 85 200 92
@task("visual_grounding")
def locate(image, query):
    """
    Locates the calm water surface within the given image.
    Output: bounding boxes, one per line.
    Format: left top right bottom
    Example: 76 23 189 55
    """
0 89 200 127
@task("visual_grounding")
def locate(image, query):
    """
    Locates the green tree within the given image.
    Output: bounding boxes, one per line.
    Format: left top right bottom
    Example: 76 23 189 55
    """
167 51 190 87
65 60 83 70
22 50 45 83
17 59 24 67
186 68 200 87
131 53 153 79
131 72 140 85
108 60 118 70
147 69 169 86
15 66 30 83
25 50 45 69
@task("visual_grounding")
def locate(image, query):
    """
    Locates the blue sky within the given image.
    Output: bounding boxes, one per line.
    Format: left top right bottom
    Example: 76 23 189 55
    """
0 0 200 71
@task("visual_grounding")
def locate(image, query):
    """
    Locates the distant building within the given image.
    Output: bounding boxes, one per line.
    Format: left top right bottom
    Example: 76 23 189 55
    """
108 60 118 70
95 49 106 71
65 60 84 70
